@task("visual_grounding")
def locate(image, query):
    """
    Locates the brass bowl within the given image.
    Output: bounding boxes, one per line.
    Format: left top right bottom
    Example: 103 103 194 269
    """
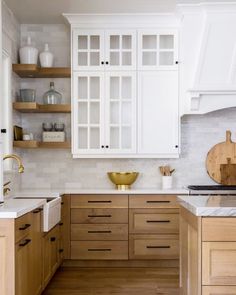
107 172 139 190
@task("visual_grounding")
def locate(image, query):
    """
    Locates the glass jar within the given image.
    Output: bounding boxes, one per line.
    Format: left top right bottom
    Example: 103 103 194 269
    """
43 82 62 104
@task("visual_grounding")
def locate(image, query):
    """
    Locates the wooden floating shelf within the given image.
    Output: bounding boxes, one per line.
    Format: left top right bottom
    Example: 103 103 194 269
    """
13 102 71 113
13 141 71 149
12 64 71 78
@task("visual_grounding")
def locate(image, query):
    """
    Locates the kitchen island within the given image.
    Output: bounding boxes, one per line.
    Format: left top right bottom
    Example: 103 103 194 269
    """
178 195 236 295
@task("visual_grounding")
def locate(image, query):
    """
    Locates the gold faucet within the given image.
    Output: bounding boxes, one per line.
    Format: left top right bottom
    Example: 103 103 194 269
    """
3 154 24 173
2 154 24 196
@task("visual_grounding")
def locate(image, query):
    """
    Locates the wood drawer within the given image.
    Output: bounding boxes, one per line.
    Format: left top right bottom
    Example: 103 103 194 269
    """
71 224 128 241
202 286 236 295
129 209 179 234
71 195 128 209
129 234 179 260
71 241 128 260
15 213 32 243
129 195 179 209
71 208 128 224
202 218 236 241
202 242 236 285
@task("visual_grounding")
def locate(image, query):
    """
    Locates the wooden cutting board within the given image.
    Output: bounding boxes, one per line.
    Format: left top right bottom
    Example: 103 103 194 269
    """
206 130 236 184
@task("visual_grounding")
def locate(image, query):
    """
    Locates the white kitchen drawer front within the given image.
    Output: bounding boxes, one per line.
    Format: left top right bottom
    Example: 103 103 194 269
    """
138 29 178 70
105 30 136 71
73 29 105 71
73 72 105 155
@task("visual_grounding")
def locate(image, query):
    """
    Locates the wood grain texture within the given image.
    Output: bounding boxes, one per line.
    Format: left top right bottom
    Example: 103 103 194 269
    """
13 102 71 113
206 130 236 184
202 286 236 294
42 267 179 295
129 195 179 209
71 195 128 209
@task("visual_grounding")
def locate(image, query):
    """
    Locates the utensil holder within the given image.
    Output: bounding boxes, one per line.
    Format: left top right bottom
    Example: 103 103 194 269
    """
162 176 173 189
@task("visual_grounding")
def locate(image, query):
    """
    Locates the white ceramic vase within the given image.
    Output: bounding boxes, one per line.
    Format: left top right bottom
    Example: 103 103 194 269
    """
39 44 54 67
19 36 38 64
162 176 173 189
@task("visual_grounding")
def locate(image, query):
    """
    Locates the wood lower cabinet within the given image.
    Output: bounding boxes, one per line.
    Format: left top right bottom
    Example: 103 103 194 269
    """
202 286 236 295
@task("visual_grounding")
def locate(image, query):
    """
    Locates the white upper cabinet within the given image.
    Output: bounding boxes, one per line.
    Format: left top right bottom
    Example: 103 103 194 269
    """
73 29 136 71
138 30 178 70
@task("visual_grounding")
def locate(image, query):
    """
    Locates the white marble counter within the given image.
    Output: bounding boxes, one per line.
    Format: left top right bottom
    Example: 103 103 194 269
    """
178 195 236 216
0 198 46 218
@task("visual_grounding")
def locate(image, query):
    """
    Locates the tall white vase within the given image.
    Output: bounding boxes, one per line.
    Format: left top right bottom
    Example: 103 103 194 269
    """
19 36 38 64
39 44 54 68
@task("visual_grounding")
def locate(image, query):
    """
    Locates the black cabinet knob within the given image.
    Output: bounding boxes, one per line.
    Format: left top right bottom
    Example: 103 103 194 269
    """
101 145 104 148
105 145 109 148
175 145 179 148
105 61 109 65
1 129 6 133
175 61 179 64
50 237 56 242
101 61 104 65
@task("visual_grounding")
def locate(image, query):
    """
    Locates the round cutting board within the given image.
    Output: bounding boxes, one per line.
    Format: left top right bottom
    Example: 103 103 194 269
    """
206 130 236 184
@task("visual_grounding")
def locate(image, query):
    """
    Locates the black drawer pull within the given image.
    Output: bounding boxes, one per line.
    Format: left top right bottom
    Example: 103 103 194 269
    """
146 246 170 249
59 222 64 226
33 208 43 214
88 248 111 252
88 215 112 218
19 239 31 247
61 202 64 205
59 249 64 253
146 220 170 223
146 201 170 203
50 237 56 242
88 230 112 234
19 224 31 230
88 200 112 203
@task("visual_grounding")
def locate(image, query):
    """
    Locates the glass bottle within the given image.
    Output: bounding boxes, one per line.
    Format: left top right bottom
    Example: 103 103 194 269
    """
43 82 62 104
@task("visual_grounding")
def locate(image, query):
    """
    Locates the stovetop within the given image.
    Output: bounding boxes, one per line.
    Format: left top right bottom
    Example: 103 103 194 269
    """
188 185 236 190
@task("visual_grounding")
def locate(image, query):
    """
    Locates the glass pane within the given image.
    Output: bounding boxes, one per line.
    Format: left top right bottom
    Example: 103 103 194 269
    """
110 35 120 49
122 35 131 49
110 127 120 149
90 35 100 49
110 102 119 124
90 128 100 149
160 35 174 49
142 52 157 66
121 127 131 149
90 77 100 100
121 77 132 99
143 35 157 49
110 52 120 66
122 102 132 125
122 52 131 66
90 102 100 124
78 77 88 100
78 127 88 149
159 52 174 65
90 52 99 66
110 77 120 99
78 36 88 49
78 102 88 124
78 52 88 66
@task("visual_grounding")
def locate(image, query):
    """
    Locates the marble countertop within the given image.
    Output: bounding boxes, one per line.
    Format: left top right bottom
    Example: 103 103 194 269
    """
178 195 236 216
0 198 46 218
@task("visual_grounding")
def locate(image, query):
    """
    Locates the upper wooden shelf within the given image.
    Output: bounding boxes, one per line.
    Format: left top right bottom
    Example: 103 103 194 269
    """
13 102 71 113
12 64 71 78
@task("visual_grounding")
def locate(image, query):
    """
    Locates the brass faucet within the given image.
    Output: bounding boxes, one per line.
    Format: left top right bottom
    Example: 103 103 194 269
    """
2 154 24 197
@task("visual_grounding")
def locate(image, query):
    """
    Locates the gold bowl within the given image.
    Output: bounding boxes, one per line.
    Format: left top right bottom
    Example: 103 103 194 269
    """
107 172 139 190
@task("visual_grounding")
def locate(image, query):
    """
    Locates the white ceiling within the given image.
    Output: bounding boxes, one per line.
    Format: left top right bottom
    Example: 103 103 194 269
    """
4 0 178 24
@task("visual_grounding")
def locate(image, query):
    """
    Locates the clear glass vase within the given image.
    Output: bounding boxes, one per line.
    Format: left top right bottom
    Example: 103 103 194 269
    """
43 82 62 104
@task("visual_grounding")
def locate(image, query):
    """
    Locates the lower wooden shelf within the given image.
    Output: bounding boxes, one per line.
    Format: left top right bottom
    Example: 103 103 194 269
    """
13 141 71 149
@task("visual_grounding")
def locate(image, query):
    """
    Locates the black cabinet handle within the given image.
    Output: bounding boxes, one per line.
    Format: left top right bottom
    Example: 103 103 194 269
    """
19 224 31 230
175 145 178 148
59 222 64 226
88 230 112 234
50 237 56 242
88 200 112 203
105 61 109 65
105 145 109 148
146 220 170 223
88 248 111 252
101 145 104 148
146 200 170 204
59 249 64 253
175 61 179 64
101 61 104 65
146 246 170 249
33 208 43 214
19 239 31 247
88 215 112 218
1 129 6 133
61 202 64 205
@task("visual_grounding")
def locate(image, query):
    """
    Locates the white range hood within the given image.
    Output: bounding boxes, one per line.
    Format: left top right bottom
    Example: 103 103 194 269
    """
178 1 236 114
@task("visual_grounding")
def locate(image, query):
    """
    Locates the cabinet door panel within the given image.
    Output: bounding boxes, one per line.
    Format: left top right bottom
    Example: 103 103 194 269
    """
73 29 104 71
73 72 105 155
138 71 179 157
105 30 136 71
105 72 136 154
202 286 236 295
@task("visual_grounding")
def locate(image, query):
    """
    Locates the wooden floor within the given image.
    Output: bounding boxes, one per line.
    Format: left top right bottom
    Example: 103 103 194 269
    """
43 267 179 295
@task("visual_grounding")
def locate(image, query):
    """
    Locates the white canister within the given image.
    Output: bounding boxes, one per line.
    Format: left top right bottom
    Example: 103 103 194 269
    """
39 44 54 67
19 36 38 65
162 176 173 189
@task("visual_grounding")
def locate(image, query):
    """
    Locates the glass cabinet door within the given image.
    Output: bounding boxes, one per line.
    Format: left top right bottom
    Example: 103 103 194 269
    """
73 30 105 71
105 72 136 154
73 72 105 154
105 30 136 71
138 30 178 70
